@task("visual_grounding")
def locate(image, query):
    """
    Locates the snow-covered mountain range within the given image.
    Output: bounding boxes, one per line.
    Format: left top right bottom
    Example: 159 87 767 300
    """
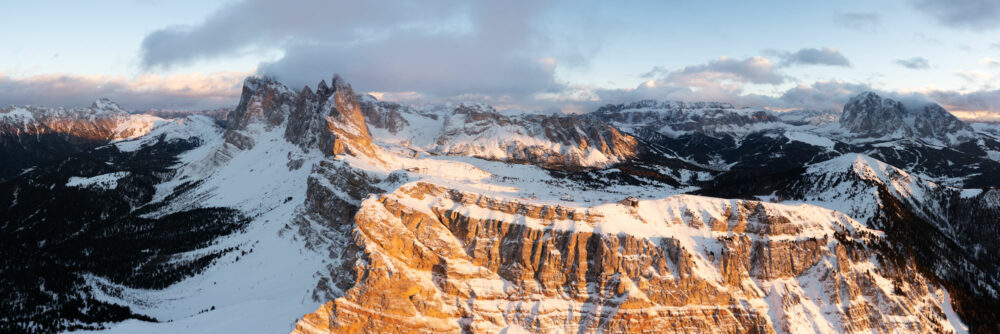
2 75 998 333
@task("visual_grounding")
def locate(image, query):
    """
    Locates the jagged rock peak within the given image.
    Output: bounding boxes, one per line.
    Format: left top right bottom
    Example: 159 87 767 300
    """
331 74 350 91
300 85 315 99
295 74 377 159
90 98 124 113
240 76 292 95
840 91 974 145
222 74 378 160
316 79 330 96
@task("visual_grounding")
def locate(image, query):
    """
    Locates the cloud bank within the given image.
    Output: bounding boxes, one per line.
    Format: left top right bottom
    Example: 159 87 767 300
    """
5 0 997 119
140 0 566 99
0 72 248 110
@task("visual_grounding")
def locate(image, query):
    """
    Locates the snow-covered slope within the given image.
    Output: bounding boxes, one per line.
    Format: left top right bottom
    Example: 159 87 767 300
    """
0 98 168 182
85 124 331 334
53 77 958 333
78 76 384 334
114 115 221 153
774 109 839 126
0 98 164 141
773 154 943 223
359 96 638 169
4 76 997 333
769 154 1000 312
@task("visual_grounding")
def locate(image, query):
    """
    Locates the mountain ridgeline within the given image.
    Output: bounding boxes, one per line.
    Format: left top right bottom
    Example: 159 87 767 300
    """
1 75 998 333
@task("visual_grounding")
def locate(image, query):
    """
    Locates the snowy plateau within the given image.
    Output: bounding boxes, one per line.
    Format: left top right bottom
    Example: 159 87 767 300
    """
2 75 1000 334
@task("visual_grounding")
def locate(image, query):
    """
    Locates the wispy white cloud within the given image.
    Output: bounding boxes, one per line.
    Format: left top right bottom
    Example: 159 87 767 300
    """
834 11 882 31
954 70 995 83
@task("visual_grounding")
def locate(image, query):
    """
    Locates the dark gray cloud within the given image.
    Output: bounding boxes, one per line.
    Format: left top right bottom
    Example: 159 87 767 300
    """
773 47 851 67
834 12 882 30
140 1 463 69
910 0 1000 30
895 57 931 69
140 0 579 99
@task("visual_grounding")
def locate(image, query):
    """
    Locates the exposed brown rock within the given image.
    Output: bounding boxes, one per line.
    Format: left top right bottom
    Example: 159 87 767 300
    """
223 76 380 160
294 183 958 333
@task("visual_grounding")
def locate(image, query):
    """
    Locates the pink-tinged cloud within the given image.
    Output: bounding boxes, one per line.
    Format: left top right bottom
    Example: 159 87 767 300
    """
925 89 1000 116
0 71 251 110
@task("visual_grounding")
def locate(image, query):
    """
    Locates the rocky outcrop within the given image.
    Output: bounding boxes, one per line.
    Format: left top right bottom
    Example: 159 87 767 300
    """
220 76 380 160
286 76 377 159
591 100 782 138
840 91 975 146
775 109 839 126
293 182 962 333
359 98 638 169
285 159 385 305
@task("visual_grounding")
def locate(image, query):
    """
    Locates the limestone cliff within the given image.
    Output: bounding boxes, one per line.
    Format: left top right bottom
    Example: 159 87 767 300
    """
292 182 961 333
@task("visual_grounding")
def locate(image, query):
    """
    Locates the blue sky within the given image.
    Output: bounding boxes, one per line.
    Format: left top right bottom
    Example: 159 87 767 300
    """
1 0 998 117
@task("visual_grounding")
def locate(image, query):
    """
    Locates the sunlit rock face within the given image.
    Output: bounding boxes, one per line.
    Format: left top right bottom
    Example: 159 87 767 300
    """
0 98 161 142
224 76 379 160
292 182 960 334
4 75 986 333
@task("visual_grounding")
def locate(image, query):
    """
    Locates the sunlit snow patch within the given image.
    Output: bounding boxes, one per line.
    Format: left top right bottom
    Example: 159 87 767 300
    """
66 172 130 190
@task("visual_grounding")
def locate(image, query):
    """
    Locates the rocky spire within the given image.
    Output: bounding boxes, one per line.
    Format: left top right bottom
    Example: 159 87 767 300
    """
316 79 330 97
221 74 378 159
281 75 378 159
